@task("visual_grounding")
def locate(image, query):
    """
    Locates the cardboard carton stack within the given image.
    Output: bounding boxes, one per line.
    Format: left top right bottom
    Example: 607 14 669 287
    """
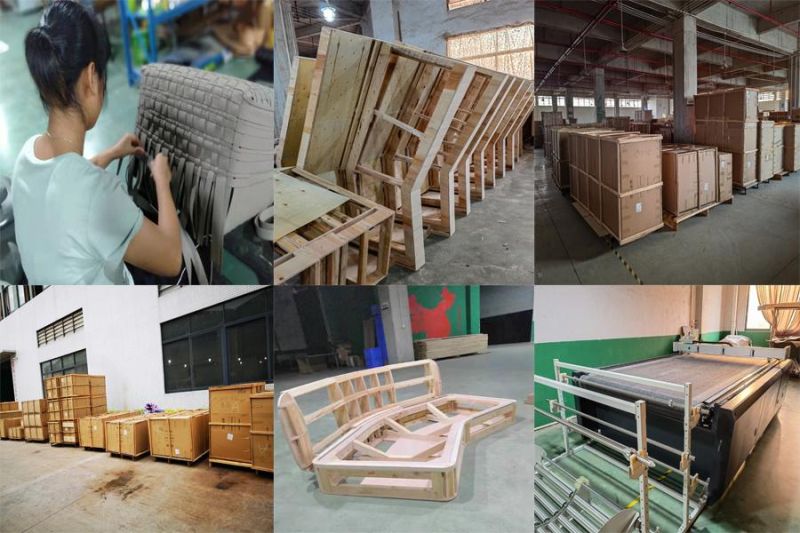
773 123 786 177
79 411 139 450
22 400 48 442
661 145 719 217
209 382 267 468
756 121 774 182
250 387 274 473
148 410 210 463
695 87 758 188
46 374 107 445
718 152 734 203
0 402 22 439
105 415 151 458
783 123 800 172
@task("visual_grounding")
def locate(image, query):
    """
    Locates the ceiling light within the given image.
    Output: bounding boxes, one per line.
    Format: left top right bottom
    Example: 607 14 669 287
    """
321 4 336 22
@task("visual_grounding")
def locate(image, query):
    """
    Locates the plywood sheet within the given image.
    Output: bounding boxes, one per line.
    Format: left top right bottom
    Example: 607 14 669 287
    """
274 172 348 240
278 57 316 167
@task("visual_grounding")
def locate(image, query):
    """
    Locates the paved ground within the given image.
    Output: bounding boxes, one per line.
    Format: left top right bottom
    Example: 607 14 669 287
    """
0 444 272 533
534 147 800 284
274 343 534 533
385 150 536 285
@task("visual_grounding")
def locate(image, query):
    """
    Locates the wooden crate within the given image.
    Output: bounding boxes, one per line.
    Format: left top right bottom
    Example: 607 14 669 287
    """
414 334 489 360
0 417 22 439
273 167 395 285
0 401 20 411
106 416 151 458
251 389 274 473
148 410 209 463
8 426 25 440
209 382 266 467
79 411 140 449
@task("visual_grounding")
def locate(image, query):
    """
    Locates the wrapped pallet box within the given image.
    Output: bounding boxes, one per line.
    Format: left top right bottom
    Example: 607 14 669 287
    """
148 410 210 463
598 134 663 244
79 411 139 449
106 415 150 458
773 124 786 176
783 124 800 172
209 382 266 467
718 152 733 203
251 388 274 473
757 121 774 182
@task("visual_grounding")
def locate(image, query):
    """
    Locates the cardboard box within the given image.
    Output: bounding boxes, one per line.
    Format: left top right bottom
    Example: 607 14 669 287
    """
773 124 785 175
600 135 662 194
662 148 698 215
79 411 139 449
106 416 150 457
732 151 757 186
723 88 758 122
586 131 627 179
148 410 209 461
209 382 266 425
758 121 774 151
718 152 733 203
251 433 273 473
783 124 800 171
210 425 252 464
602 185 663 243
723 121 757 152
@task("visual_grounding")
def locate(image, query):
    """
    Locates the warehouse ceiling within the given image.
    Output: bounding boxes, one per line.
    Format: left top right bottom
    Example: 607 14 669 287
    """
288 0 369 57
535 0 800 97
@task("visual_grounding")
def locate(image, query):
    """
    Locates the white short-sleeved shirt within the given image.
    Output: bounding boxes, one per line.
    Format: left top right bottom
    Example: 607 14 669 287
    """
11 136 144 284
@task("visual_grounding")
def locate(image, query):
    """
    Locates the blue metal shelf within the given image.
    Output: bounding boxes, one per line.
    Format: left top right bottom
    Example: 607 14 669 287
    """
118 0 215 86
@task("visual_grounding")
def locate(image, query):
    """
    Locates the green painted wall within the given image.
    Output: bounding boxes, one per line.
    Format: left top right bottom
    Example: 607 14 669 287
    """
742 329 770 347
406 285 479 340
700 330 727 342
534 334 679 427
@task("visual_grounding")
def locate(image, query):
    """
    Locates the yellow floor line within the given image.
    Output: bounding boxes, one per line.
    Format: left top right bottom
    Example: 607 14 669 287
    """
625 469 673 509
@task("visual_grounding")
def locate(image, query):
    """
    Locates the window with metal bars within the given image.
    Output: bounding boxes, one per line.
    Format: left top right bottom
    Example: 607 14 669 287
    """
35 309 84 347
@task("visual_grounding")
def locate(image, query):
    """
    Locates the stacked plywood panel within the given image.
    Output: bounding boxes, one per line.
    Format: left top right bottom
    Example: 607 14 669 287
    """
250 389 274 473
21 400 48 442
209 382 267 469
414 334 489 360
0 402 22 439
46 374 107 445
79 411 139 450
695 88 758 190
783 124 800 172
148 410 210 464
274 28 533 282
106 415 151 459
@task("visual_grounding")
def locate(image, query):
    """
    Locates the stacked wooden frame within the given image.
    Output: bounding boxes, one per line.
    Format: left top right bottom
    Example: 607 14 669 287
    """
278 360 515 501
276 28 533 281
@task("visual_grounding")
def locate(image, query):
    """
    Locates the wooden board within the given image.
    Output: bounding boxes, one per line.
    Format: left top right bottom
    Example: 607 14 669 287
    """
414 334 489 360
274 172 348 240
277 57 316 167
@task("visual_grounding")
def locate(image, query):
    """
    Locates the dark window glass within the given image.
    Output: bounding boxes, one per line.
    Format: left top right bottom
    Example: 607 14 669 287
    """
224 291 266 322
191 331 223 388
162 316 190 340
42 361 51 374
51 358 62 371
74 350 87 366
227 319 269 384
76 364 88 374
191 305 223 331
62 353 74 369
163 340 191 391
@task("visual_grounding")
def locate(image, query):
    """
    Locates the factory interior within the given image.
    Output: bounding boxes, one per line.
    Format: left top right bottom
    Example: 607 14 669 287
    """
0 0 274 285
534 0 800 285
272 0 535 286
534 284 800 532
273 284 533 532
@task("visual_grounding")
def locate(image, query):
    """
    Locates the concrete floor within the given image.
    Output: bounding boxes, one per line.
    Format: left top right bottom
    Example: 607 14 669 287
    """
385 150 536 285
534 148 800 284
0 444 272 532
535 377 800 532
274 343 534 533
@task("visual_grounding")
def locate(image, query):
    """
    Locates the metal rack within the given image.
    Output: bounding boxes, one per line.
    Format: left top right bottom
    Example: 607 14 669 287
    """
117 0 221 86
534 359 710 533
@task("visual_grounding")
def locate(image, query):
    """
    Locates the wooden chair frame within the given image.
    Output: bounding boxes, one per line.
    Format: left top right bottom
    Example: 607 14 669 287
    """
278 360 516 501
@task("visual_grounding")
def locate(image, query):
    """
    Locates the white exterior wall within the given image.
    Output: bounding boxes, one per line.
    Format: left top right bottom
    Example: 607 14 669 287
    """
0 286 263 410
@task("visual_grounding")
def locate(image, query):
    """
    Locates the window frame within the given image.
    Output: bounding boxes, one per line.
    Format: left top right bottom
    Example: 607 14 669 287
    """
39 349 88 397
160 289 272 393
445 23 534 79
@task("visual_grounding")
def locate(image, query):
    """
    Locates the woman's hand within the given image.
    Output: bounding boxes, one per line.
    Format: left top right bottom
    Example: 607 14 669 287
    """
113 133 146 160
148 153 172 188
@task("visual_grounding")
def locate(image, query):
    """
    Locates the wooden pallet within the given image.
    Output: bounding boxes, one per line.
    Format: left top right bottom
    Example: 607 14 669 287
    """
734 179 759 193
274 167 395 285
108 450 149 460
152 450 208 466
209 458 254 470
278 360 516 501
663 201 723 231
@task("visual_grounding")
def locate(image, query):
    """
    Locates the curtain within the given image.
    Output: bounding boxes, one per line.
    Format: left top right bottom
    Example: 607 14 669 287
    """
756 285 800 338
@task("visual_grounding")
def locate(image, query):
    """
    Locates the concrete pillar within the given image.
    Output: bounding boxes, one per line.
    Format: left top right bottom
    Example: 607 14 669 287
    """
566 89 575 121
551 92 559 112
614 96 620 117
376 285 414 364
672 15 698 143
641 96 648 110
790 53 800 109
594 68 606 123
368 0 398 41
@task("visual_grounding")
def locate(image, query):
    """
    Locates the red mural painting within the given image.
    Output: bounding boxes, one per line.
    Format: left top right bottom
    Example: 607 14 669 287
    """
409 287 455 338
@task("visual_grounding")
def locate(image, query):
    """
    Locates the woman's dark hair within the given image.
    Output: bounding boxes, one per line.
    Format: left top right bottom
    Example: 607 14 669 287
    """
24 0 111 112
